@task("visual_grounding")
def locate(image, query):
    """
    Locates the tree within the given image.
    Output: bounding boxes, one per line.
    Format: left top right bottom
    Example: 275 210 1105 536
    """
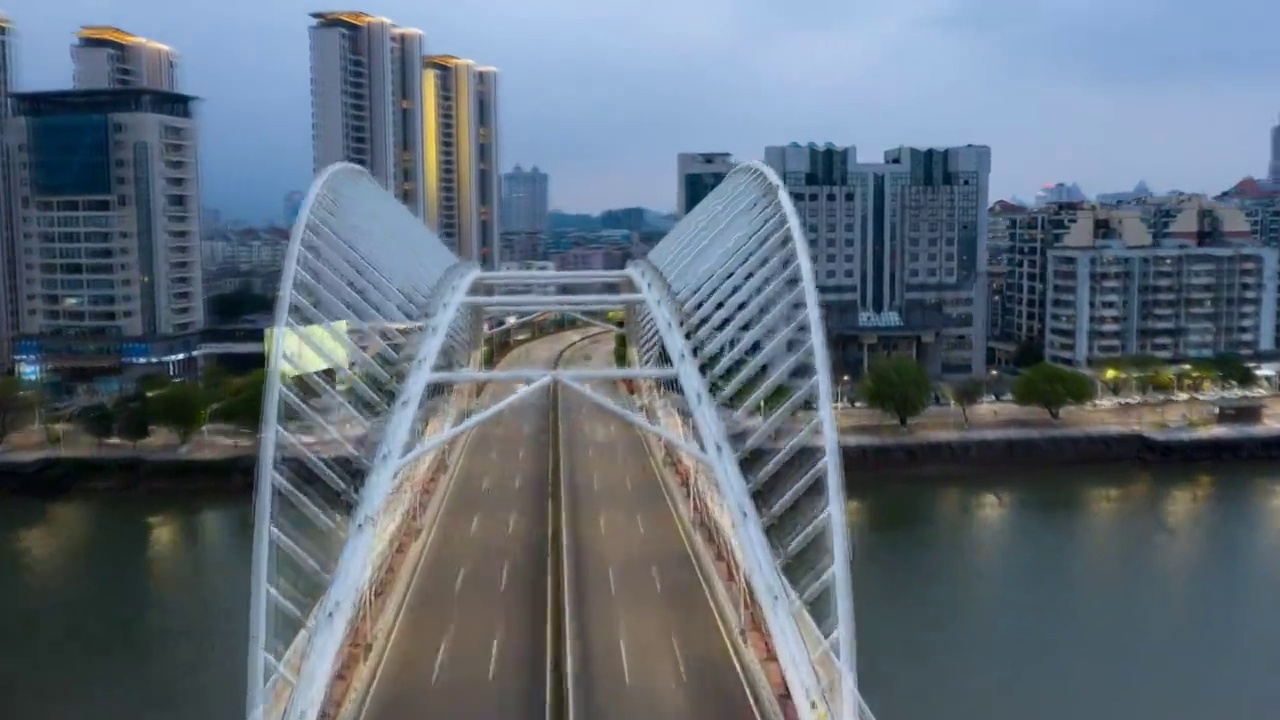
217 370 266 431
1012 363 1094 420
149 383 207 445
76 403 116 447
1211 353 1257 387
136 372 171 395
201 363 232 399
0 377 32 445
1011 339 1045 368
116 402 151 449
950 377 985 427
859 357 933 427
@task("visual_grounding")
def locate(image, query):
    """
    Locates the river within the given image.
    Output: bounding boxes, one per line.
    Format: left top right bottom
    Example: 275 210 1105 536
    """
0 464 1277 719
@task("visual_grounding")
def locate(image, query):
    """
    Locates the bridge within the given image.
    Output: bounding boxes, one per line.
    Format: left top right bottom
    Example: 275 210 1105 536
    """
246 161 875 720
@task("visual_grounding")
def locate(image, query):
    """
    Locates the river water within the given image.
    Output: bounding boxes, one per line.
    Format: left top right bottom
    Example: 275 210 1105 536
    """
0 464 1277 720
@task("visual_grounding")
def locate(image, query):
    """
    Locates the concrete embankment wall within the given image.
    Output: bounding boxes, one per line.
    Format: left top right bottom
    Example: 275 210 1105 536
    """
841 429 1280 473
0 453 257 495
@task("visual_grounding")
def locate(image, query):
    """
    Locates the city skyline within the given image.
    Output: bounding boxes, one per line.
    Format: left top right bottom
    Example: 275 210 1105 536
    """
8 0 1280 222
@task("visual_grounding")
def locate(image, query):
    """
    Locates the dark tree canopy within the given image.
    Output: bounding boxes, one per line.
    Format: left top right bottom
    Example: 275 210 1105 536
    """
1012 363 1094 420
76 403 116 446
860 357 933 427
950 377 986 426
149 383 208 444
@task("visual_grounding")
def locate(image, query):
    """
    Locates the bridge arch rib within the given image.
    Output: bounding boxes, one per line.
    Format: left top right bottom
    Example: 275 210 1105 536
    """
247 163 480 720
627 161 866 720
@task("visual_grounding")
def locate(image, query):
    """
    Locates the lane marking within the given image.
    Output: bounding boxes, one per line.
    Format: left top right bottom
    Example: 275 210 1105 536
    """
671 634 687 683
489 628 503 681
470 514 480 536
592 472 598 492
454 566 467 594
636 514 645 535
482 475 491 492
599 513 606 536
520 447 525 461
515 472 522 489
588 446 593 459
431 624 454 685
625 473 631 491
651 565 662 594
608 565 616 596
618 631 631 686
500 560 509 593
507 511 517 536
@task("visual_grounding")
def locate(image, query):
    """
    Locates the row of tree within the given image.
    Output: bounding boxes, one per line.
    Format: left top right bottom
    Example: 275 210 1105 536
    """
0 366 265 449
860 357 1095 427
1095 352 1257 395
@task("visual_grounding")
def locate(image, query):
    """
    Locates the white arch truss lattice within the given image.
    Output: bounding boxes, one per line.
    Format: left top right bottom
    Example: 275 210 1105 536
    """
247 162 870 720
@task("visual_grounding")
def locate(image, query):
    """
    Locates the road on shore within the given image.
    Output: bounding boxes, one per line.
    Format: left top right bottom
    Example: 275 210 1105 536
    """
358 332 587 720
559 337 758 720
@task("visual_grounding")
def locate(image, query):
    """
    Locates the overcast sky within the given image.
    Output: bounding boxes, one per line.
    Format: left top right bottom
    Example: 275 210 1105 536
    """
12 0 1280 222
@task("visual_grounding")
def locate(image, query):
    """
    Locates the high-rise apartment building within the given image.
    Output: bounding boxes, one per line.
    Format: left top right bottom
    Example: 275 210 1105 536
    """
500 164 548 233
1269 115 1280 184
765 143 990 377
308 12 425 219
72 26 177 91
5 87 204 387
423 55 500 266
677 152 735 218
0 14 16 374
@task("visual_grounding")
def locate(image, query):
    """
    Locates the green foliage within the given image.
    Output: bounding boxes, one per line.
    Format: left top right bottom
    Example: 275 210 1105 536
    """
606 310 626 328
949 377 985 426
1012 363 1095 419
1211 353 1257 387
136 373 172 394
116 402 151 448
209 288 274 323
216 370 266 431
149 383 207 445
1011 339 1045 368
0 376 31 443
76 403 116 446
859 357 933 427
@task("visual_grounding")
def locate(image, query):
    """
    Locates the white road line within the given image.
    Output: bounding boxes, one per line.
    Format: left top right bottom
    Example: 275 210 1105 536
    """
500 560 509 592
608 565 616 596
454 566 467 594
431 624 454 685
599 513 606 536
588 446 593 459
507 511 516 536
519 447 525 461
488 629 502 681
651 565 662 593
636 514 645 535
671 634 687 683
592 472 598 491
625 473 631 491
515 472 522 489
482 475 490 492
470 514 480 536
618 632 631 686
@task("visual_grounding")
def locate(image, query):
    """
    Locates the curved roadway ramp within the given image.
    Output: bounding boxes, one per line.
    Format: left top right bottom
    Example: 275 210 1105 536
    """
356 334 577 720
559 336 758 720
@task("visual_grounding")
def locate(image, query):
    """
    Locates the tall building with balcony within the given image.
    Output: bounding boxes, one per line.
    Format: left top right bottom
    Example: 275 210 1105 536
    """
677 152 735 218
423 55 500 266
0 14 16 374
1269 114 1280 184
308 12 425 218
765 142 990 377
4 88 204 389
1043 201 1275 367
500 164 548 233
71 26 177 91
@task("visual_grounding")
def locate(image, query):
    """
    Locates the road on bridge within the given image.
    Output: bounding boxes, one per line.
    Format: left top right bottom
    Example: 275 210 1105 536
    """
559 336 759 720
357 333 581 720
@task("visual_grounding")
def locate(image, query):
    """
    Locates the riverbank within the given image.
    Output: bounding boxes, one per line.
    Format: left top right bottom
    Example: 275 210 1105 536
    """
0 452 256 496
841 424 1280 473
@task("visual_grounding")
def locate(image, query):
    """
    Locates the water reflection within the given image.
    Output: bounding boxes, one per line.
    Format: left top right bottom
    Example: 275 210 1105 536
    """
850 463 1280 720
14 502 95 589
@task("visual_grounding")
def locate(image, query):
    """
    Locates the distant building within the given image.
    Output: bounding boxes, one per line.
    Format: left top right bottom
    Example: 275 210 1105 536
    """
0 14 15 374
423 55 500 266
600 207 646 233
501 165 549 233
6 88 205 388
765 142 991 377
1096 181 1153 206
308 12 425 218
677 152 736 218
1270 114 1280 183
72 26 177 91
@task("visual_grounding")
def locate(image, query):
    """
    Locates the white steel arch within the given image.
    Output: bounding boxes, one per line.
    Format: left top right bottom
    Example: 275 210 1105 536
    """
247 162 870 720
247 163 481 720
629 161 867 720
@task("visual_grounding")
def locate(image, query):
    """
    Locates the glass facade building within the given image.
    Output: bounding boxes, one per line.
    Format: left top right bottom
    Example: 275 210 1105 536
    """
27 114 111 196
